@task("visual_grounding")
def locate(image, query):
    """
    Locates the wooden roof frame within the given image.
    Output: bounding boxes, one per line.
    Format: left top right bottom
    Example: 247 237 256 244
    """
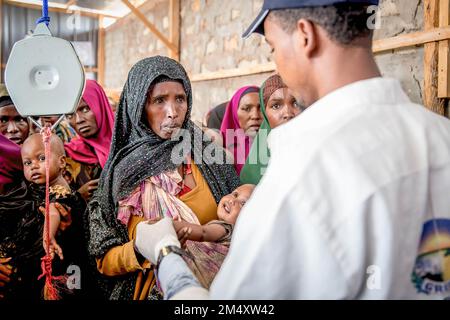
120 0 179 61
1 0 182 83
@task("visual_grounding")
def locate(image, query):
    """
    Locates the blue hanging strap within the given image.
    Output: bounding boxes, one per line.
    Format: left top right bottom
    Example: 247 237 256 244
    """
36 0 50 26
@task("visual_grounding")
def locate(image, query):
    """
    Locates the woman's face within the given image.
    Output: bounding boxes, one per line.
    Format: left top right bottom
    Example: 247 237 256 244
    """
237 92 262 137
145 81 188 140
66 99 99 138
265 88 302 129
0 104 30 145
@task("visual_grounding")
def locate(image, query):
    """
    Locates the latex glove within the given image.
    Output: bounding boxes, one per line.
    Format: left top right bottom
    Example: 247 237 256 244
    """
134 217 180 265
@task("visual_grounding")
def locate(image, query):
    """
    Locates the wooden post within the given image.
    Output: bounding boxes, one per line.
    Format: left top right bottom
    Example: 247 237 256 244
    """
424 0 446 115
169 0 180 61
97 15 105 86
438 0 450 98
121 0 177 53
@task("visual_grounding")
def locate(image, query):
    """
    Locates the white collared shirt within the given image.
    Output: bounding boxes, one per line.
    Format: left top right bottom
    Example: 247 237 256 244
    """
210 78 450 299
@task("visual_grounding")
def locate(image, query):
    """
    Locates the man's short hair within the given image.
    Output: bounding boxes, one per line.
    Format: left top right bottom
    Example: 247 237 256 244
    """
269 3 374 46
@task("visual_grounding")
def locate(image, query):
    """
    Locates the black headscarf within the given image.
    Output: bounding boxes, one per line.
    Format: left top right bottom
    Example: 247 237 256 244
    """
206 101 228 130
87 56 239 300
0 97 14 108
0 182 45 300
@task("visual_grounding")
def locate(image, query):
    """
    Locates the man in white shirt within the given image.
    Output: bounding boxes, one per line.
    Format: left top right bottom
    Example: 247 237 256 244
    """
133 0 450 299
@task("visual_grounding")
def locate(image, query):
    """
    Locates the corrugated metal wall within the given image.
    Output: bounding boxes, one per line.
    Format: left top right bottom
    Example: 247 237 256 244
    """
1 3 99 82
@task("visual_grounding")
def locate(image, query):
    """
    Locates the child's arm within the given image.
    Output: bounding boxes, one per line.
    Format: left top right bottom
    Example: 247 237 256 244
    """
173 220 228 243
43 203 64 260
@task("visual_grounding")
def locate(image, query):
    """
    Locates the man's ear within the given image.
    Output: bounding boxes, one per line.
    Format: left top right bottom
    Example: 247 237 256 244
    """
295 19 318 59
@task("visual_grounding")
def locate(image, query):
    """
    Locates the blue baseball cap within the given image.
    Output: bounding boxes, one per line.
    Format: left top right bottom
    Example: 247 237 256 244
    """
242 0 380 38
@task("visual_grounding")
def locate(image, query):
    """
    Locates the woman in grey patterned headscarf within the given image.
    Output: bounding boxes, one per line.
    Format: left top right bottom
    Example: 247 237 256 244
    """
87 56 240 300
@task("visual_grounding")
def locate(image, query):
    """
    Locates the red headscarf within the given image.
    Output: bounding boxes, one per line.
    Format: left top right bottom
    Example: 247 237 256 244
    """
0 135 22 188
64 80 115 168
220 86 259 175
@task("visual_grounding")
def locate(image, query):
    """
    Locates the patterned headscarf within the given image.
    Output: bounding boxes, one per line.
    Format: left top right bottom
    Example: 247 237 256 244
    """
88 56 239 300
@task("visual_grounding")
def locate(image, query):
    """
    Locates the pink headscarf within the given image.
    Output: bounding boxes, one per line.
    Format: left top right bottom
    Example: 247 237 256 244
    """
220 85 259 175
64 80 115 168
0 135 22 187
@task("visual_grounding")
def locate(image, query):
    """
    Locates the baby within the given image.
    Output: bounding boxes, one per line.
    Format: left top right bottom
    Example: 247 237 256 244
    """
21 133 87 299
21 133 69 260
169 184 255 289
173 184 255 245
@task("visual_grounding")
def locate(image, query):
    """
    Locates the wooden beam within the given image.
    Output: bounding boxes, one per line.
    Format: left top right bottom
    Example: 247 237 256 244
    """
106 0 153 32
438 0 450 98
121 0 177 53
4 0 121 19
424 0 446 115
372 26 450 53
191 62 276 82
169 0 180 61
190 26 450 83
64 0 76 9
97 16 105 86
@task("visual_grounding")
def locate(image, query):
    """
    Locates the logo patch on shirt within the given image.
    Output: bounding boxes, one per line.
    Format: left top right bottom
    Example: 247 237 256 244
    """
412 219 450 298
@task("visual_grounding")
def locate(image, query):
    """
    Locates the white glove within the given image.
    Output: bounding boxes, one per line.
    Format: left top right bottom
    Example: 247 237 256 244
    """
134 217 180 265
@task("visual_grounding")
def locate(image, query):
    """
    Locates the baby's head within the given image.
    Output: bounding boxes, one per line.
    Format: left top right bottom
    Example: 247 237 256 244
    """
217 184 255 225
21 133 66 185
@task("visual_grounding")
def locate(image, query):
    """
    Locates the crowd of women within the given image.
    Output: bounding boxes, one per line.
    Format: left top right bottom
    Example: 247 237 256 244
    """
0 55 304 300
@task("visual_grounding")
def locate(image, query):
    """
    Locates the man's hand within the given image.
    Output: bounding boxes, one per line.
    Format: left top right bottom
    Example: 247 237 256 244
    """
77 179 99 201
0 257 13 299
134 217 180 265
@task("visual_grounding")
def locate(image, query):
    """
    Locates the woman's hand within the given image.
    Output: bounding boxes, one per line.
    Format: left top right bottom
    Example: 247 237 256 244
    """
0 257 13 299
39 203 72 232
77 179 99 201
